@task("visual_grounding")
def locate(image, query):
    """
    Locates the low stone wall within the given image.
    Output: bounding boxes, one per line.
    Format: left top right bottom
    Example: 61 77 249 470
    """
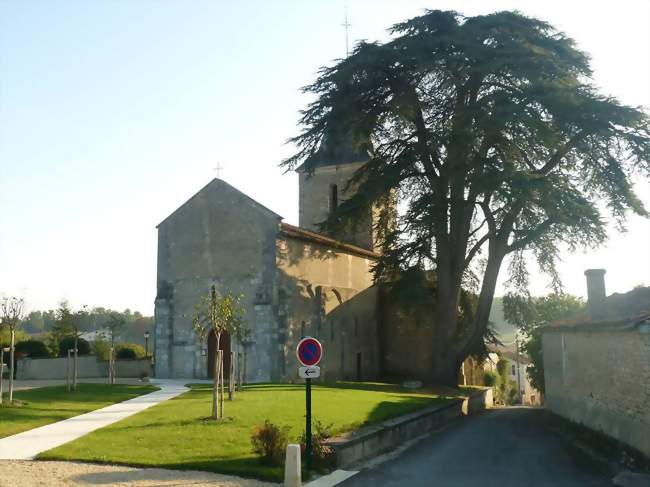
16 356 152 380
325 388 491 468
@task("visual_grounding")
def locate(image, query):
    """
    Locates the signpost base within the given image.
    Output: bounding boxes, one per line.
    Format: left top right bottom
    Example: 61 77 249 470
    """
306 377 312 473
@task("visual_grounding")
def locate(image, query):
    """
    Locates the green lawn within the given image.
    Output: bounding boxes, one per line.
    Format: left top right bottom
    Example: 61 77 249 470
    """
0 383 158 438
40 382 462 481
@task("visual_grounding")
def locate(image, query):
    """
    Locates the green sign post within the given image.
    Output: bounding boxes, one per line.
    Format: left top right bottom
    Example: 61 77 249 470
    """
296 337 323 472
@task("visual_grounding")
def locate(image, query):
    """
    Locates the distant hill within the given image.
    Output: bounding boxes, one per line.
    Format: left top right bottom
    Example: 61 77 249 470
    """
489 297 517 350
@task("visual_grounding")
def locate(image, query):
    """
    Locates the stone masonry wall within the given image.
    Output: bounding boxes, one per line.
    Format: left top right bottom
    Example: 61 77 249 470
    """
276 235 379 381
155 179 281 381
543 324 650 457
298 163 375 250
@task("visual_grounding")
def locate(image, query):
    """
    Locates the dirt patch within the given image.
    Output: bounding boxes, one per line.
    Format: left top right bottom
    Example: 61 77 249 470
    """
0 460 278 486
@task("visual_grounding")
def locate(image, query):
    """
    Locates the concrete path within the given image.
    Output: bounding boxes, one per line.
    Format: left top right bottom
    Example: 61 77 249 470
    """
340 407 613 487
0 379 190 460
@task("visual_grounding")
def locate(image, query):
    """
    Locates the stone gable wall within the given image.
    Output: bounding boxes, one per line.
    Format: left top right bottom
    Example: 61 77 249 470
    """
155 180 280 381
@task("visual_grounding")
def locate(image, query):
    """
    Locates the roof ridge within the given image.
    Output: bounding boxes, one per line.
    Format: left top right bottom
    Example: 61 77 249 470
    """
279 222 380 259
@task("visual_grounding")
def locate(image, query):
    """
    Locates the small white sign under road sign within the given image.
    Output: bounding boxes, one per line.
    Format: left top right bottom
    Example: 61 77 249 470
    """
299 366 320 379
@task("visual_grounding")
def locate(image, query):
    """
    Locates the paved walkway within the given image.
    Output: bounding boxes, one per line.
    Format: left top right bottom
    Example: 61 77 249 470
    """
0 379 190 460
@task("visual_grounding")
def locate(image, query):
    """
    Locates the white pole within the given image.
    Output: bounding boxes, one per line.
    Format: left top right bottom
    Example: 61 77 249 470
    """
0 348 5 405
9 329 15 402
67 349 72 392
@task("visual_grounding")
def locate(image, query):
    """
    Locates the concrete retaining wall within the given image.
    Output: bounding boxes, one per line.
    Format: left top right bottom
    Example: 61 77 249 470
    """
325 388 491 468
16 356 152 380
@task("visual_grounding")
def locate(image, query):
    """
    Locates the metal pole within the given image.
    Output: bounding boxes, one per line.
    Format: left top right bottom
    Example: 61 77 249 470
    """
306 377 312 472
145 336 149 358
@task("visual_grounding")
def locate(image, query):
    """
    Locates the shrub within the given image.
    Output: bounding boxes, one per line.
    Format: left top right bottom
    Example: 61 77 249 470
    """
507 380 520 405
14 340 50 358
58 337 91 356
115 343 145 359
523 328 546 393
92 338 111 360
483 370 499 387
251 420 290 466
299 419 336 471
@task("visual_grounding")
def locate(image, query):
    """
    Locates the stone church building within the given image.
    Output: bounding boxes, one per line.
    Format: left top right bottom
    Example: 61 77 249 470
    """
154 146 391 382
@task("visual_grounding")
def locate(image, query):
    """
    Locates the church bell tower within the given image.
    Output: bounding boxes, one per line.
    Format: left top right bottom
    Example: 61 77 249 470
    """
297 138 382 252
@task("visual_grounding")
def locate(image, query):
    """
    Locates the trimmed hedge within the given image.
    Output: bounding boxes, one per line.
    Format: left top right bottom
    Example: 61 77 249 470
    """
15 339 51 358
116 343 146 359
58 336 91 356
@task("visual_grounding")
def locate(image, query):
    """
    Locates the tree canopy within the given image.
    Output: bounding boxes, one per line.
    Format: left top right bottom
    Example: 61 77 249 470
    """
504 292 584 392
283 10 650 384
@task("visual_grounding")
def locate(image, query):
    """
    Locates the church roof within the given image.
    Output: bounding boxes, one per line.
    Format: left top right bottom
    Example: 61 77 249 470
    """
279 222 380 259
296 136 370 173
156 178 281 228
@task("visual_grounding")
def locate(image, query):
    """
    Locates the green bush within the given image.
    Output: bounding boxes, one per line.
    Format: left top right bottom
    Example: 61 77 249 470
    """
58 337 91 356
523 328 545 393
15 339 50 358
116 343 145 359
251 420 290 466
92 339 111 360
299 419 336 471
507 380 520 405
483 370 499 387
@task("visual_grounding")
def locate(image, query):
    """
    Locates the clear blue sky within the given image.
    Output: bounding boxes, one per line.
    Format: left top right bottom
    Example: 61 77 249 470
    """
1 0 649 314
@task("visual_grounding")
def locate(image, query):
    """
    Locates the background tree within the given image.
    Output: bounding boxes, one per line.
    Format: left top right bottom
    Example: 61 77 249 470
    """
503 292 583 393
192 286 247 419
1 296 25 402
283 10 650 385
53 301 89 391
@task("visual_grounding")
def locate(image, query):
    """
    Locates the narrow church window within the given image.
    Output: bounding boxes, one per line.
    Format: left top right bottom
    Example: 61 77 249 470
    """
329 184 338 213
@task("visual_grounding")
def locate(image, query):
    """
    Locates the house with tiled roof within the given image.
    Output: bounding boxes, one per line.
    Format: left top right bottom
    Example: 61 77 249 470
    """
542 269 650 457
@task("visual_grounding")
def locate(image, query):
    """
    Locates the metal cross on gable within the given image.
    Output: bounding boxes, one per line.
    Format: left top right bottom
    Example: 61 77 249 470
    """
342 6 351 58
214 162 224 179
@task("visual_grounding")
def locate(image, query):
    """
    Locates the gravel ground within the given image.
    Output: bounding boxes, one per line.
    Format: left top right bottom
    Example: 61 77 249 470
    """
0 461 278 487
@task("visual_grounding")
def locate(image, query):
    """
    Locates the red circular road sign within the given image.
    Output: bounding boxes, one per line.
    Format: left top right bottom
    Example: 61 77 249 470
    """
296 337 323 367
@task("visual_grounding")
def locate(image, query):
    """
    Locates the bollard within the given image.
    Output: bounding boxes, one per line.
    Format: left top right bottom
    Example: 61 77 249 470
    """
284 443 302 487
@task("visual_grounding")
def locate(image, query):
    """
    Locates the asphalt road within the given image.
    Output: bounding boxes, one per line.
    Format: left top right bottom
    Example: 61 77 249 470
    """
340 407 612 487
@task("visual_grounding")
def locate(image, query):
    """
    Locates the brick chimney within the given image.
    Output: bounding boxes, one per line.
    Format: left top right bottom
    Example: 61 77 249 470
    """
584 268 607 320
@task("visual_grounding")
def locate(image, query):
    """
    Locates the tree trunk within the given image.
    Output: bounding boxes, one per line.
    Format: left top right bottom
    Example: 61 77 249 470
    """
431 264 463 387
9 329 15 402
457 244 506 361
431 236 507 387
219 350 224 419
212 335 221 419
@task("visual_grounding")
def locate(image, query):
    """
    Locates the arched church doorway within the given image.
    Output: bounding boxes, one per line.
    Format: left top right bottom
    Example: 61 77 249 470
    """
207 329 231 379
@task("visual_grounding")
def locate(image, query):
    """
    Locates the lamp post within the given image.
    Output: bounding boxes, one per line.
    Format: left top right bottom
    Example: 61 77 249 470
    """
144 331 150 358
